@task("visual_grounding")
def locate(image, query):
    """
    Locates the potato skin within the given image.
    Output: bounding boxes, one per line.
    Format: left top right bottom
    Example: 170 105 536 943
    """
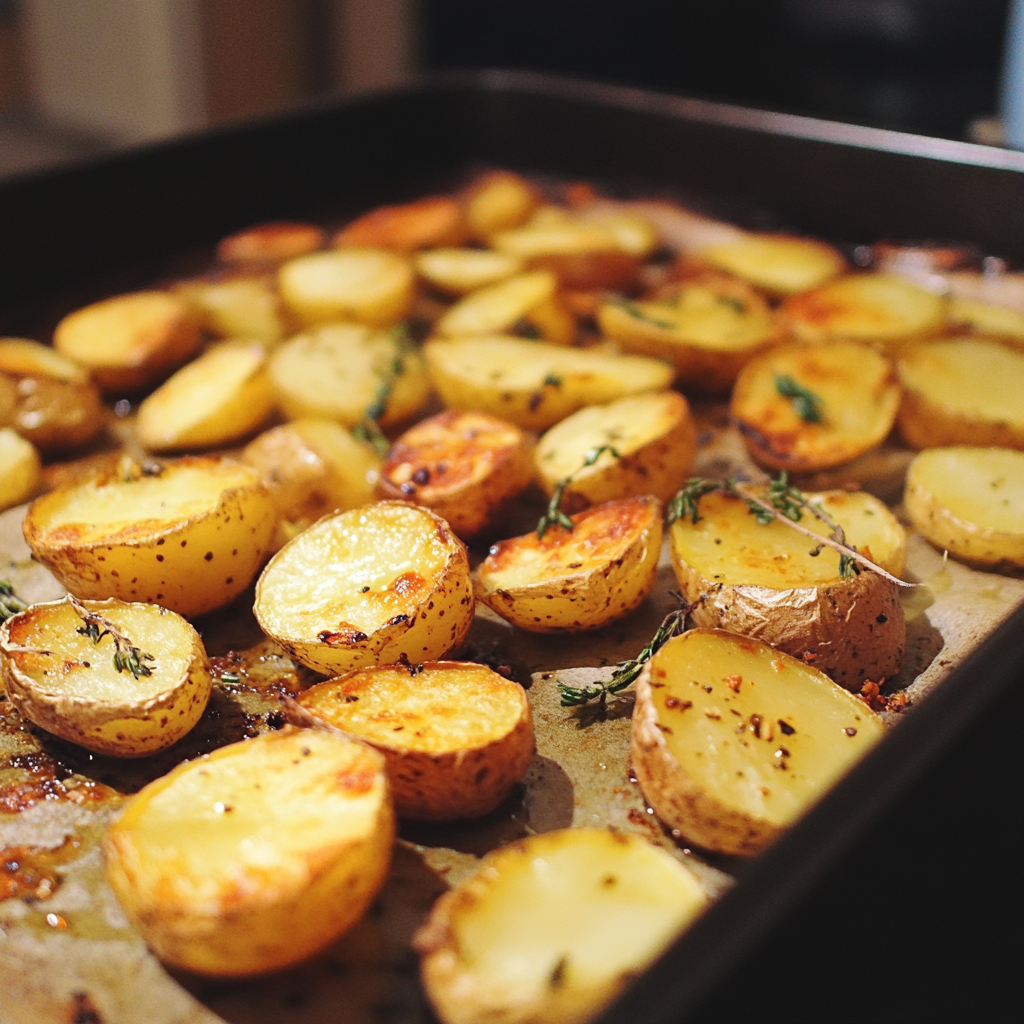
897 387 1024 451
0 373 105 453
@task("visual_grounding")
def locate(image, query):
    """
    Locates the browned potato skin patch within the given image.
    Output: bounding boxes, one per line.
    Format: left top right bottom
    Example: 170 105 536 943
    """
298 661 534 820
217 222 326 264
333 196 466 251
529 250 642 291
0 373 104 454
377 411 533 539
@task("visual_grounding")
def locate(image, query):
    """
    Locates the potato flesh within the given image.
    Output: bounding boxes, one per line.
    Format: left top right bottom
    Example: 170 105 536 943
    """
646 630 884 828
435 270 557 336
464 171 539 240
947 296 1024 345
0 427 39 510
0 337 90 383
415 248 524 293
175 276 285 343
702 234 845 295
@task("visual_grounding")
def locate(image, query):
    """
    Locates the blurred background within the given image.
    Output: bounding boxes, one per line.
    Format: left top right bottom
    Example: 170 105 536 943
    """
0 0 1018 180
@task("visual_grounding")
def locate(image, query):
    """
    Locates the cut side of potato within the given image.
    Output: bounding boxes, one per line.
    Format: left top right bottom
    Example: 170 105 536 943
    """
476 495 662 632
730 341 901 472
1 597 211 757
277 248 415 328
669 488 906 688
24 457 276 618
415 247 525 294
217 221 326 264
701 233 846 295
104 727 394 976
424 335 674 430
377 410 533 539
784 273 946 349
897 337 1024 450
173 274 286 343
414 828 707 1024
269 322 430 428
947 295 1024 346
904 446 1024 568
535 391 697 507
0 337 90 384
333 196 465 251
435 270 558 337
298 661 534 820
0 427 39 510
463 170 541 242
254 501 474 675
137 340 274 452
53 291 202 393
631 629 885 856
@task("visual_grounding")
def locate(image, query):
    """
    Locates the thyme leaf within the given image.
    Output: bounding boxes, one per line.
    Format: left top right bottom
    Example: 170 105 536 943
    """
0 580 26 624
536 445 620 540
609 299 675 331
69 595 155 680
352 329 413 456
665 477 725 526
774 374 823 424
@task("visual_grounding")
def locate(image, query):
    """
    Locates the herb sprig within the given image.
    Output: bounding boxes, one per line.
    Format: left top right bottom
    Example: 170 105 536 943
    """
774 374 823 424
536 445 620 540
69 595 155 680
0 581 26 624
351 326 414 456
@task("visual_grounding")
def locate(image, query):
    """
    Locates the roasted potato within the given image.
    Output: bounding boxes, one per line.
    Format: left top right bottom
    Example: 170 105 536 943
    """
136 340 275 452
414 828 707 1024
23 457 276 618
104 727 394 976
298 661 534 820
463 170 541 241
269 322 431 428
217 221 326 264
946 295 1024 346
631 628 885 855
476 495 662 632
1 597 211 757
669 487 906 688
173 273 287 343
254 501 474 675
896 337 1024 450
0 336 91 382
904 446 1024 569
699 233 846 295
0 427 40 510
333 196 465 251
424 335 675 431
534 391 697 507
730 341 901 472
415 247 525 294
0 371 104 455
377 410 533 539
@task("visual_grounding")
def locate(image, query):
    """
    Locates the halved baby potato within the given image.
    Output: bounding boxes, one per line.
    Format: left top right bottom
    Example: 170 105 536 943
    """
104 727 394 976
23 457 276 618
947 295 1024 346
54 290 203 393
415 247 525 294
535 391 697 508
277 248 415 328
896 337 1024 450
784 273 946 349
217 221 326 264
254 501 474 675
631 628 885 856
700 233 846 296
377 410 533 539
476 495 662 633
269 322 431 428
0 337 90 383
424 335 675 431
0 427 40 510
731 341 901 472
904 446 1024 569
333 196 465 251
173 273 287 344
1 597 211 757
298 661 534 820
669 487 906 688
463 170 541 242
414 827 707 1024
137 340 274 452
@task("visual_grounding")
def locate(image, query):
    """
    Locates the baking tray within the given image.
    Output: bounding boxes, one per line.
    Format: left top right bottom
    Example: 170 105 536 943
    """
1 70 1023 1022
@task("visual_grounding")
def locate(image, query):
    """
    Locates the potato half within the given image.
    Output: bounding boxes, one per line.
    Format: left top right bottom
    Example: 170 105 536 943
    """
947 295 1024 346
435 270 563 340
173 274 286 344
217 221 326 264
0 336 90 383
0 427 40 510
631 629 885 855
904 446 1024 569
476 495 662 633
1 597 211 757
298 661 534 820
377 410 533 539
414 828 707 1024
669 488 906 688
415 248 525 294
730 341 901 472
700 233 846 296
424 335 674 431
896 337 1024 450
23 457 276 618
104 727 394 976
254 501 474 675
333 196 465 251
463 170 540 241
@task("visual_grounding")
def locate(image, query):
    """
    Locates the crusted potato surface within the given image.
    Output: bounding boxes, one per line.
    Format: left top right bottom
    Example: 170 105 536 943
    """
333 196 465 251
701 233 845 295
463 170 540 241
435 270 557 337
217 221 326 263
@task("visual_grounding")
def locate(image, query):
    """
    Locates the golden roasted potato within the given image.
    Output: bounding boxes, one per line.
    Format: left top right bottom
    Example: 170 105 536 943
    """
53 291 203 393
0 427 40 510
700 233 846 295
173 273 286 343
669 487 906 688
298 661 534 820
896 337 1024 450
0 373 104 455
254 501 474 675
535 391 697 507
333 195 465 251
277 248 415 328
904 446 1024 569
476 495 662 633
24 457 276 618
137 340 275 452
415 828 707 1024
377 410 533 539
104 727 394 976
415 247 525 294
730 341 901 472
947 295 1024 346
424 335 674 431
217 221 326 264
463 170 541 241
784 272 946 349
631 629 885 856
1 597 211 757
0 336 90 382
269 322 431 428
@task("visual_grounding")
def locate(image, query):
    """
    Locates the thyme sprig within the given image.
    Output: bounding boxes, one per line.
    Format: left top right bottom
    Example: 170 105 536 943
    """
69 595 155 680
0 581 26 624
774 374 823 424
608 299 675 330
536 445 620 540
351 326 414 456
558 605 689 709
